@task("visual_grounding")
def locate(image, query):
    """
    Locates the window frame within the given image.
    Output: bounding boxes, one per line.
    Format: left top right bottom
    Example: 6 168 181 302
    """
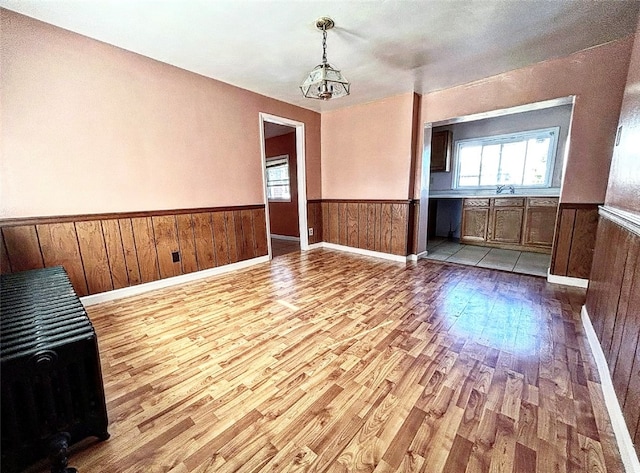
451 126 560 190
266 154 291 202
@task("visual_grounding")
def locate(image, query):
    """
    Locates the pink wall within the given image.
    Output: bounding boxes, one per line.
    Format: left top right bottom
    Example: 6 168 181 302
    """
0 10 321 218
321 93 415 200
605 19 640 215
420 37 634 204
266 132 299 237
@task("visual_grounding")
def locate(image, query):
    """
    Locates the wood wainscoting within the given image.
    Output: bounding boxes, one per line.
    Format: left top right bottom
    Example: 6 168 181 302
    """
320 200 412 256
550 203 600 279
0 205 268 296
585 208 640 453
307 200 323 245
408 199 420 255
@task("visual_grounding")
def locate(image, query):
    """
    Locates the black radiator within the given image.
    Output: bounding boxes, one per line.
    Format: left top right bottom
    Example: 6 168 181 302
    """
1 266 109 473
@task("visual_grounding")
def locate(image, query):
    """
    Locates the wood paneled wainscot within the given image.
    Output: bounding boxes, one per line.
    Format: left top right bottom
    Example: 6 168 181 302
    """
0 205 268 296
321 200 411 256
586 208 640 454
306 200 323 245
461 196 558 253
550 203 600 279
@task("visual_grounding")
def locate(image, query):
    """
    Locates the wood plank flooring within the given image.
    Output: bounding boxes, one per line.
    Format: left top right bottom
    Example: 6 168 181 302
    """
26 249 623 473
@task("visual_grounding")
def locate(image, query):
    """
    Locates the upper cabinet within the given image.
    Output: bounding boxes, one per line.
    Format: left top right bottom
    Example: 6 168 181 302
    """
430 130 452 172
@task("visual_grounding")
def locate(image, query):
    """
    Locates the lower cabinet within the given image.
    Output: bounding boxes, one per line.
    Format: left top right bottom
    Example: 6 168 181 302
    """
522 198 559 247
489 206 524 244
461 197 558 252
461 199 490 242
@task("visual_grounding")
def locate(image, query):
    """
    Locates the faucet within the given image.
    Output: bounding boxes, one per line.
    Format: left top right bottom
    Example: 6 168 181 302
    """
496 185 515 194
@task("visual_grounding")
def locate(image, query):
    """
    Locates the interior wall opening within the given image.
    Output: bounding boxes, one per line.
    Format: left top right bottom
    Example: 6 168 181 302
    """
259 114 309 259
422 97 575 277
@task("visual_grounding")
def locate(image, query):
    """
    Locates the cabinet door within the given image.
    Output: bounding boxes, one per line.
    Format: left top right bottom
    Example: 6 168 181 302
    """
523 205 557 247
461 207 489 242
430 130 451 172
489 207 524 243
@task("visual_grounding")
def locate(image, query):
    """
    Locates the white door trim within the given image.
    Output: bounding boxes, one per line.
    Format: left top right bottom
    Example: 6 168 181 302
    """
259 113 309 257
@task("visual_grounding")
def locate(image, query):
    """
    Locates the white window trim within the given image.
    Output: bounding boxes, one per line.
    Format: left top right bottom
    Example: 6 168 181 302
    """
451 126 560 190
266 154 291 202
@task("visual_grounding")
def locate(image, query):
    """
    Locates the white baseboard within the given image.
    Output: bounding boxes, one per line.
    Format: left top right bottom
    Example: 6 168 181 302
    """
307 242 323 250
547 270 589 288
81 255 270 306
321 242 407 263
581 305 640 473
271 234 300 241
407 251 427 262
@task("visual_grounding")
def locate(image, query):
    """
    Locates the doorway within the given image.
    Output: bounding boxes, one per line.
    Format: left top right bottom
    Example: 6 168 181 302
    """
259 113 308 259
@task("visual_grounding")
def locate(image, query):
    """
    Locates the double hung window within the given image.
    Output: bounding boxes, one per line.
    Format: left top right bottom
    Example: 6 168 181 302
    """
266 155 291 201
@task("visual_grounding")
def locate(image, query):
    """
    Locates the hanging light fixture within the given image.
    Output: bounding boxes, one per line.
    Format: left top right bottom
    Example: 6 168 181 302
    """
300 17 350 100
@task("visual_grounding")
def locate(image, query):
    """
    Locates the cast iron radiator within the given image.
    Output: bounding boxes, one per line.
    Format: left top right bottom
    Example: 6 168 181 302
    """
1 266 109 473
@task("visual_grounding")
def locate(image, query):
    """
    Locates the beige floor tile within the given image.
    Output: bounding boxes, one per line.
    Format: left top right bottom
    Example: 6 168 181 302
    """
447 246 491 265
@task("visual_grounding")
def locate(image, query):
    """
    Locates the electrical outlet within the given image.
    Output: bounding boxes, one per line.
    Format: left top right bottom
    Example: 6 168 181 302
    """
308 228 314 236
172 251 180 263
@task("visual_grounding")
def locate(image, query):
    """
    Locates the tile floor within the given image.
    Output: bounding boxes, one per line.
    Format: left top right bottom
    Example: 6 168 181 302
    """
426 237 551 277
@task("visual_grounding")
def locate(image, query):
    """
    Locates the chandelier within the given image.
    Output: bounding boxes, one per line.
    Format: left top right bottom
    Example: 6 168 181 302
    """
300 17 350 101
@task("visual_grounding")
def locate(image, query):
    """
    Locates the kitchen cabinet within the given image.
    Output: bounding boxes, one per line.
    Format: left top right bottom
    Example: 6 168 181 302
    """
461 198 490 242
430 130 452 172
487 197 524 244
489 207 524 243
461 197 558 252
522 198 558 247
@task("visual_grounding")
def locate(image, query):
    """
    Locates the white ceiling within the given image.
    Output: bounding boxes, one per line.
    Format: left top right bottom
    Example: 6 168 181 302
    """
2 1 639 113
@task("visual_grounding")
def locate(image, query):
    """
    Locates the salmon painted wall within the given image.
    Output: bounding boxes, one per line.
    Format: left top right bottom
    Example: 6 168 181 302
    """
605 21 640 216
420 37 634 204
0 10 321 218
266 132 299 237
321 93 415 200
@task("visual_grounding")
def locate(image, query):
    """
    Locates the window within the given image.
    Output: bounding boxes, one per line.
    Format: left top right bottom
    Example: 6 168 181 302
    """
453 127 559 189
266 155 291 201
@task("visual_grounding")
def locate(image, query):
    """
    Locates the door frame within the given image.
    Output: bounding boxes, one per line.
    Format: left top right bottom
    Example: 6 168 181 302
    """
259 113 309 258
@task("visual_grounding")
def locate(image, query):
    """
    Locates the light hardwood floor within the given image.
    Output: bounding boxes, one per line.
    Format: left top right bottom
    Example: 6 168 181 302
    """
28 249 623 472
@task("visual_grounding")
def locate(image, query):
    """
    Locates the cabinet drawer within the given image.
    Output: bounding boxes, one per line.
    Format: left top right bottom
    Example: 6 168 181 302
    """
527 197 559 207
463 198 490 208
493 197 525 207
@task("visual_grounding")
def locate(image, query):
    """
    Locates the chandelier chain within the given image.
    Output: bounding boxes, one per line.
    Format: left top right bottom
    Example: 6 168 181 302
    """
322 28 327 64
